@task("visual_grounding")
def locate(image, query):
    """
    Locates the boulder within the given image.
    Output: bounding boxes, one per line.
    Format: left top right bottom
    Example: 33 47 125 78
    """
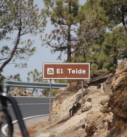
84 111 105 136
81 98 92 112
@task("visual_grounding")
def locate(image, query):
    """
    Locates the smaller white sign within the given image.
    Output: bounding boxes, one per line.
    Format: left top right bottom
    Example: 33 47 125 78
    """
47 68 54 75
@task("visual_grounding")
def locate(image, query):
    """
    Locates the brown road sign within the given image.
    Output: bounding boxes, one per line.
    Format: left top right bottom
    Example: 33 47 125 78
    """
43 63 90 79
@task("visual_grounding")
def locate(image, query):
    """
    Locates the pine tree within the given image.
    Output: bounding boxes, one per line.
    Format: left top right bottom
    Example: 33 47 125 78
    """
71 0 106 70
77 0 127 71
97 0 127 70
42 0 84 62
0 0 46 71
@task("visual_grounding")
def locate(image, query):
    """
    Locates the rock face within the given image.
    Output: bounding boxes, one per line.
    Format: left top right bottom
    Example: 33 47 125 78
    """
109 60 127 118
50 84 112 137
107 60 127 137
51 88 85 123
51 69 113 123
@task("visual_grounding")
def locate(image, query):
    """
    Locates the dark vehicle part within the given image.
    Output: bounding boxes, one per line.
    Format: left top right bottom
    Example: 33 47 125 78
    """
0 85 29 137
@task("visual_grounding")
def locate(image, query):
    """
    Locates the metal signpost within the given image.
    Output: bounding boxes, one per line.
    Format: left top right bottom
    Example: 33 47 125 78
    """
43 63 90 131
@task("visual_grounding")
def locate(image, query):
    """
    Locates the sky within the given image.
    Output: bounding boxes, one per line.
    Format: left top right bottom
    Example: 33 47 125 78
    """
2 0 86 82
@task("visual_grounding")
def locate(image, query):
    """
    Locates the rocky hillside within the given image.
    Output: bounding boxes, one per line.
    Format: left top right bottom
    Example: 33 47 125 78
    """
41 60 127 137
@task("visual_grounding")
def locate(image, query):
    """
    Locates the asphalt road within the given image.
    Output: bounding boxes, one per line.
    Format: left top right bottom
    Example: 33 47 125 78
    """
0 96 54 137
9 97 54 120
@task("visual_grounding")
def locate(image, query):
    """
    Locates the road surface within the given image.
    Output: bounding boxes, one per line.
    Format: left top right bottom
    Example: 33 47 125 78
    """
0 96 54 137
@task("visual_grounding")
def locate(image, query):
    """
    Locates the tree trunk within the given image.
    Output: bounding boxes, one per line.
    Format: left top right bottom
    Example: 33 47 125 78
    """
0 27 21 71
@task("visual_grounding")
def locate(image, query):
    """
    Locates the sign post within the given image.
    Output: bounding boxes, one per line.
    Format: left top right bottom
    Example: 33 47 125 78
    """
81 80 84 106
49 79 52 132
43 63 90 132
